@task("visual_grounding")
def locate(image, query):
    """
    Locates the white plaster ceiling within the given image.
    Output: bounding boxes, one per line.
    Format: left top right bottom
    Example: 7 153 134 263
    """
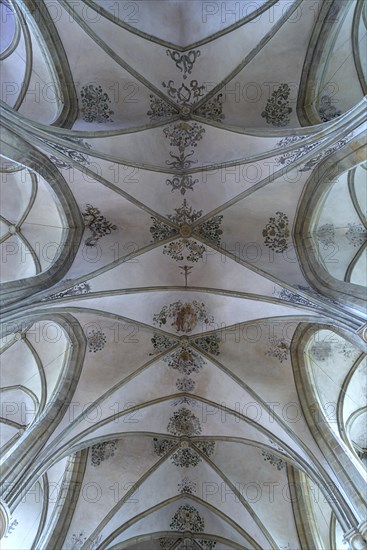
0 1 366 549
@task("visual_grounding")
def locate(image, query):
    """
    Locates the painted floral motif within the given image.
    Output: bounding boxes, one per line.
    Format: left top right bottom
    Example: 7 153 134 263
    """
266 337 289 363
162 79 205 104
261 450 286 470
147 95 177 120
194 334 221 356
197 216 223 246
166 49 201 79
44 137 92 169
316 223 335 246
150 333 176 354
167 408 202 437
153 438 176 456
346 223 367 247
176 377 196 392
151 201 223 263
299 137 350 172
196 440 215 457
164 122 205 151
274 287 318 309
43 281 91 301
166 150 198 170
80 84 114 123
149 218 178 242
153 301 213 333
4 519 18 538
261 83 292 127
166 174 199 195
171 441 215 467
275 136 318 167
196 94 225 122
163 239 206 262
178 476 197 494
319 95 342 122
87 330 107 353
172 447 201 467
170 505 204 532
91 440 118 466
262 212 290 253
82 205 117 247
168 200 203 225
200 542 217 550
68 532 87 549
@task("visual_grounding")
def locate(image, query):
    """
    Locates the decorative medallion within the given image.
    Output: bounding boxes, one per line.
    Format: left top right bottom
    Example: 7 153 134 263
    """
178 476 197 494
166 49 201 79
164 122 205 151
153 438 176 456
167 408 202 437
90 440 118 466
80 84 114 123
166 174 199 195
261 449 286 470
162 79 205 104
266 337 289 363
165 345 206 376
194 334 221 356
196 94 225 122
262 212 290 253
345 223 367 247
172 447 202 468
151 201 223 264
147 95 177 120
261 83 292 127
319 95 342 122
153 301 213 333
44 137 92 169
171 441 215 467
170 505 204 532
316 223 335 246
176 377 196 392
82 205 117 247
87 330 107 353
163 239 205 262
43 281 91 301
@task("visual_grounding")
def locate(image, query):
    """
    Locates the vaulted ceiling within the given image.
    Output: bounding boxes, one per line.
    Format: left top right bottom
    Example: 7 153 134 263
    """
0 1 366 549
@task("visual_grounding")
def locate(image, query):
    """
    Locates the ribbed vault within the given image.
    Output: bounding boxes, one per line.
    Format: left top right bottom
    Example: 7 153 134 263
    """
0 1 366 549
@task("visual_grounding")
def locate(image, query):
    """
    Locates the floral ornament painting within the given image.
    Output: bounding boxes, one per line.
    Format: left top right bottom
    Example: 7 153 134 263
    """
153 300 213 333
262 212 290 253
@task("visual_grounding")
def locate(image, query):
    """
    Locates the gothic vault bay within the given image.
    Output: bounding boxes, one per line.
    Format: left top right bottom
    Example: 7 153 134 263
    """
0 0 367 548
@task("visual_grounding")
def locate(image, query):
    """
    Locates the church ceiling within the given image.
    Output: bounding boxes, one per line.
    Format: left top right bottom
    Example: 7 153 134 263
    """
0 1 366 549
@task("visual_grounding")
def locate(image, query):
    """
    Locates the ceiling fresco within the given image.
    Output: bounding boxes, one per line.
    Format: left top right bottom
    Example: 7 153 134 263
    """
0 0 366 549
